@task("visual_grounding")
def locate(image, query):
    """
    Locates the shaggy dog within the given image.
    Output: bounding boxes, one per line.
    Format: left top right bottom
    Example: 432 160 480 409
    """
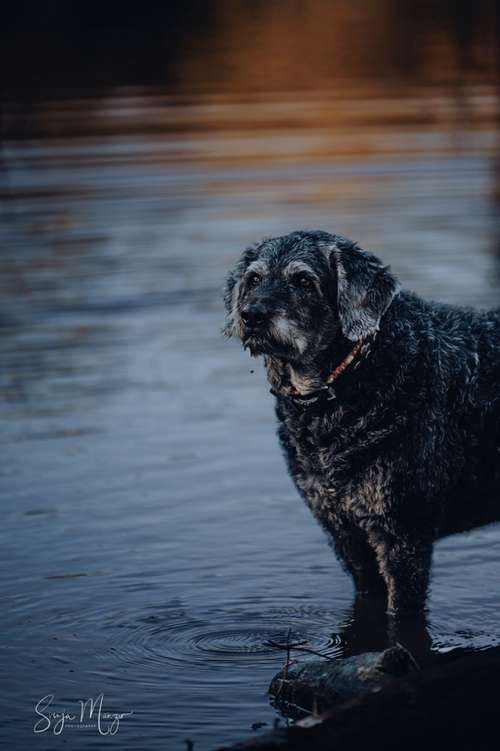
224 230 500 615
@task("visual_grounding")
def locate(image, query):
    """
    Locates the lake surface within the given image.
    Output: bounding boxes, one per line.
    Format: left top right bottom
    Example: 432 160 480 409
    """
1 87 500 750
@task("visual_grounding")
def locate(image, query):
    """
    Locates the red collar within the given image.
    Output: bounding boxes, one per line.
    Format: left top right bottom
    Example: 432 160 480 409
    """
325 339 364 385
288 339 364 398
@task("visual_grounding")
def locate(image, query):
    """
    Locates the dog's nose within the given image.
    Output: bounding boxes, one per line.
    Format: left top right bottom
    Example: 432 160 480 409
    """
241 305 267 329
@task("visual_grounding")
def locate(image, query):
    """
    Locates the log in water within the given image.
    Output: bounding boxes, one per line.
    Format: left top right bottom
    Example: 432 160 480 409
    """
217 646 500 750
269 644 419 717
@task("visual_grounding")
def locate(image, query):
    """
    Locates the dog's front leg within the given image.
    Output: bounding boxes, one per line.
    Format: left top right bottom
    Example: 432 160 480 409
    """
330 521 387 598
368 530 433 615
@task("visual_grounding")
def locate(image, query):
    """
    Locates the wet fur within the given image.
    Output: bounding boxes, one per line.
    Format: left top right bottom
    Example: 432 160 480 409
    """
224 231 500 615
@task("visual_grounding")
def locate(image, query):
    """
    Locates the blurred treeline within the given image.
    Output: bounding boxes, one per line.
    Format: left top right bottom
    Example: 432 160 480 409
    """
0 1 497 107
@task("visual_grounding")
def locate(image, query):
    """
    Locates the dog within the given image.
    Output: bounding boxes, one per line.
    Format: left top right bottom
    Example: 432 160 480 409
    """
223 230 500 615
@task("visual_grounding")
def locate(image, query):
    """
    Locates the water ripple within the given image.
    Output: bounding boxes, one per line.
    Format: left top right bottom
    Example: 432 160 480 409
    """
100 605 343 676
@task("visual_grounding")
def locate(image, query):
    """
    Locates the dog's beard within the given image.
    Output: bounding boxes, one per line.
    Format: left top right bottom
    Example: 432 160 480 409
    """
242 333 295 358
242 333 270 356
241 326 308 360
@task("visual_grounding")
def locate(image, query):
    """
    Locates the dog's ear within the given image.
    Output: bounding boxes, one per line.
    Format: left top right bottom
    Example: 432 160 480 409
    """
328 236 400 341
223 245 259 337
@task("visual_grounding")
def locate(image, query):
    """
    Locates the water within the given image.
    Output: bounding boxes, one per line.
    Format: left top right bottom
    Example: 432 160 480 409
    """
1 87 500 750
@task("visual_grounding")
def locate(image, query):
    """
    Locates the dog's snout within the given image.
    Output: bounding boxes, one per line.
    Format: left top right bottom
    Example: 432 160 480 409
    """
241 305 268 329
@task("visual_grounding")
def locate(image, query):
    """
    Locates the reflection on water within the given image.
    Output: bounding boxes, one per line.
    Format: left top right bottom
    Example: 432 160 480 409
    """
1 9 500 747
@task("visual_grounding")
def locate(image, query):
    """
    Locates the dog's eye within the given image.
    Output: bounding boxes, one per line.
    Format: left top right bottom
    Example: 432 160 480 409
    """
292 273 314 290
247 273 261 288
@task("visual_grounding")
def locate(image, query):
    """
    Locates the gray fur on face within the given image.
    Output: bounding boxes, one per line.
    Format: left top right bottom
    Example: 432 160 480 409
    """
224 230 500 616
224 231 399 352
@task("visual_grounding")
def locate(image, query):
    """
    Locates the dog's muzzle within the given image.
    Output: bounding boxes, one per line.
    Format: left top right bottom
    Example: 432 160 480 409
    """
240 303 275 353
240 303 269 331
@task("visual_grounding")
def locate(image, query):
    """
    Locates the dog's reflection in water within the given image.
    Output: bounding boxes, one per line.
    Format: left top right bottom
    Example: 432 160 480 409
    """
338 595 433 667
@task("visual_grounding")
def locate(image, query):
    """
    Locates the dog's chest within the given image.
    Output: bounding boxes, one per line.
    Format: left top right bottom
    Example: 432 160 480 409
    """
278 403 390 520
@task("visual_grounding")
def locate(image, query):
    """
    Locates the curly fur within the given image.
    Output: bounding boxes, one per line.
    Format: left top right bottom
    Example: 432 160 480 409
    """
224 230 500 615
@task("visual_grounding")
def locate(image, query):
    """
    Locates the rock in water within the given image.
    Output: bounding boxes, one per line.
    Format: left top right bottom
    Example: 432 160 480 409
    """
269 645 419 716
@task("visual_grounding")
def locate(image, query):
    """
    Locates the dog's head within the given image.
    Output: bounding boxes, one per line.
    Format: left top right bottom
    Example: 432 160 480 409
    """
223 230 399 361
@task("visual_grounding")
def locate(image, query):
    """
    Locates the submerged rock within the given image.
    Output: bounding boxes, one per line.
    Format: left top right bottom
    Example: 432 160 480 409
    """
269 645 419 716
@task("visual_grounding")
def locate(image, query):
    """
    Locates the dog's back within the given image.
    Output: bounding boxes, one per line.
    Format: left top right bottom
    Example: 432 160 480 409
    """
423 301 500 533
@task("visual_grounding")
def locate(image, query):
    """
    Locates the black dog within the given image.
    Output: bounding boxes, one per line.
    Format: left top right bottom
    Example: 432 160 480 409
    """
224 230 500 615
